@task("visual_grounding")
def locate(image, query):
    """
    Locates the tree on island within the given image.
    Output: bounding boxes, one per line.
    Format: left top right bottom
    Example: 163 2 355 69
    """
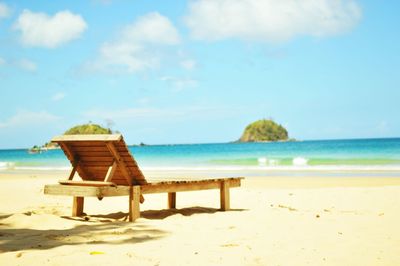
30 123 115 152
238 119 289 142
63 123 147 146
64 123 112 135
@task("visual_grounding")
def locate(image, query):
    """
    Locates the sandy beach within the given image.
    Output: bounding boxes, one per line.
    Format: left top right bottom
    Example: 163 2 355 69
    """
1 170 400 266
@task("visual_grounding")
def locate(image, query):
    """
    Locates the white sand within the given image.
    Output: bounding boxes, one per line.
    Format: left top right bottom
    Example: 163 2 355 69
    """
1 170 400 265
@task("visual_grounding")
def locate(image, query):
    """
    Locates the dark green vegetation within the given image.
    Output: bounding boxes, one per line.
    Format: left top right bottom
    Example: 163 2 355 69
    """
64 123 112 135
30 123 113 152
29 145 41 153
29 141 59 153
239 119 289 142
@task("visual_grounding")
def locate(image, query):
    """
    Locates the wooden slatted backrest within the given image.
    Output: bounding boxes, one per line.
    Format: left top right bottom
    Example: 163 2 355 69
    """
52 134 147 185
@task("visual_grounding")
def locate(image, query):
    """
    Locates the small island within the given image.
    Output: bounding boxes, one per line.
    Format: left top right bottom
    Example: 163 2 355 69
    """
29 123 113 153
238 119 289 142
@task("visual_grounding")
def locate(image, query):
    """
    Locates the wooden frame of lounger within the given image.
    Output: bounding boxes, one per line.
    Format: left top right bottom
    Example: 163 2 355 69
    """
44 134 243 222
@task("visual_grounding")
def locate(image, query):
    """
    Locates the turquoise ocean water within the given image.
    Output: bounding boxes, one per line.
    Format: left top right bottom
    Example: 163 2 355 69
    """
1 138 400 174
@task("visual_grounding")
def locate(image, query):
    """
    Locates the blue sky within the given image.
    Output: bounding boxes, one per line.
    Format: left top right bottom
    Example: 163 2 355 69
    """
0 0 399 148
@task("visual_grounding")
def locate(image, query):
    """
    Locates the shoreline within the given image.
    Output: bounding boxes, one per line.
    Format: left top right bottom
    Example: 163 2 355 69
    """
2 167 400 176
1 168 400 186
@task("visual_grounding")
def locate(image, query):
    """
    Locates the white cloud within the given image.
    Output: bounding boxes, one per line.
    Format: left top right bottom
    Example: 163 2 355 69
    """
84 107 182 121
377 120 389 135
0 57 37 72
83 105 239 123
180 59 197 70
93 0 113 5
120 12 180 45
0 2 11 18
51 92 66 101
85 12 180 73
15 59 37 72
160 76 198 91
137 98 150 106
14 9 87 48
184 0 362 42
0 110 60 129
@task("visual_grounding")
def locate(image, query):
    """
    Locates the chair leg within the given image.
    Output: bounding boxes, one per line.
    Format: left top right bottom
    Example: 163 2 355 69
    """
129 186 141 222
220 181 230 211
72 197 84 216
168 192 176 209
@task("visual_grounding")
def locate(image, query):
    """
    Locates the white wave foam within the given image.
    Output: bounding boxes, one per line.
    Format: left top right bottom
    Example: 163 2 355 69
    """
258 157 267 165
0 161 15 170
2 163 400 173
258 157 279 166
268 159 279 166
293 157 308 166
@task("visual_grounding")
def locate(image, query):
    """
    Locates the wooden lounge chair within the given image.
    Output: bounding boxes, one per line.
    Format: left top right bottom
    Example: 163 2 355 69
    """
44 134 243 221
